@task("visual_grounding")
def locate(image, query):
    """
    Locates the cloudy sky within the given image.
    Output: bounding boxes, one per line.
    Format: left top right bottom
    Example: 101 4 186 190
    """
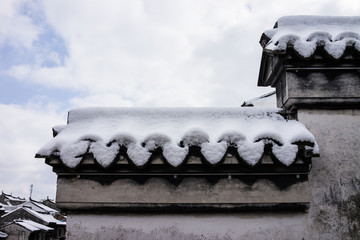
0 0 359 200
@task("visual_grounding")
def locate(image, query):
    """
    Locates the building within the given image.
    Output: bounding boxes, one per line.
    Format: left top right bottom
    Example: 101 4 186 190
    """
36 15 360 239
0 193 26 215
0 219 52 240
0 199 66 240
41 198 60 213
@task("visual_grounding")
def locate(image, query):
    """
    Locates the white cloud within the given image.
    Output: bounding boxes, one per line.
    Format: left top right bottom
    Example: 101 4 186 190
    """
0 0 40 48
7 64 75 89
0 103 66 200
4 0 360 107
8 0 270 107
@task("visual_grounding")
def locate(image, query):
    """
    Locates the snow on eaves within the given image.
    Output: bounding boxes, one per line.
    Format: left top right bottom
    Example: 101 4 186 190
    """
1 207 65 226
262 16 360 59
0 231 7 238
22 200 58 214
15 219 53 232
36 107 317 168
24 208 65 225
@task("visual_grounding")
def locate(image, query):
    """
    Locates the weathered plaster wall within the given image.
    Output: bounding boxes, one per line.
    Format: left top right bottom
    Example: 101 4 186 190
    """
59 109 360 240
66 213 306 240
56 177 309 209
60 176 310 239
298 109 360 240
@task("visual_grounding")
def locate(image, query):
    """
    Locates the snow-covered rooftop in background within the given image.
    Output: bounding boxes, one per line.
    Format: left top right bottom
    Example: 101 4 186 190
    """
1 192 26 203
1 207 65 226
23 208 66 225
22 200 58 214
262 15 360 59
0 231 7 238
13 219 53 232
36 107 317 168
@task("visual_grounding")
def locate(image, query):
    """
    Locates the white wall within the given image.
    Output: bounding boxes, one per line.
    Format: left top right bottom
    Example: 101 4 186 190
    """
66 213 306 240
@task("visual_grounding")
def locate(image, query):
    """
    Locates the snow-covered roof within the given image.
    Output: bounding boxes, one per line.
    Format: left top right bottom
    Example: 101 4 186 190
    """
36 107 317 168
1 192 26 203
0 231 7 238
13 219 53 232
1 207 66 225
23 208 66 225
261 15 360 59
22 200 58 214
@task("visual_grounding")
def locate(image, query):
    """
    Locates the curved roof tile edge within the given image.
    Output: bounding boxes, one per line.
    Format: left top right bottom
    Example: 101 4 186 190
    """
36 107 318 169
261 16 360 59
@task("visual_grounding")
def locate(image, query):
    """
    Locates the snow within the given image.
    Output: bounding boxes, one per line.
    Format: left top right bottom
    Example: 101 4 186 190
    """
126 143 152 167
200 142 228 165
237 140 265 166
263 16 360 58
0 231 7 238
37 107 317 168
218 131 246 146
53 125 66 135
89 141 120 168
162 143 189 167
23 207 66 225
60 140 90 168
181 129 209 146
22 200 58 214
3 194 25 202
272 143 298 166
242 91 276 107
16 219 53 232
2 207 65 226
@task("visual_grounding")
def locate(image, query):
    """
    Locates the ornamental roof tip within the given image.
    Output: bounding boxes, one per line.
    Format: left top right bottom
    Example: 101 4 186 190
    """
36 107 318 169
260 15 360 59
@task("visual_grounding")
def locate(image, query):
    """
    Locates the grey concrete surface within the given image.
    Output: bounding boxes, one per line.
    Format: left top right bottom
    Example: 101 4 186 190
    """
56 177 309 210
65 213 307 240
298 109 360 240
277 71 360 109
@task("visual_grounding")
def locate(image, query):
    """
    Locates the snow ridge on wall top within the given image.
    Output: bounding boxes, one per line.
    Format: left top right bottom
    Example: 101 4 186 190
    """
36 107 317 169
262 15 360 59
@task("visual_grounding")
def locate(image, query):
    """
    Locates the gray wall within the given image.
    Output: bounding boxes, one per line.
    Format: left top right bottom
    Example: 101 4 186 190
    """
298 109 360 240
66 213 306 240
63 109 360 240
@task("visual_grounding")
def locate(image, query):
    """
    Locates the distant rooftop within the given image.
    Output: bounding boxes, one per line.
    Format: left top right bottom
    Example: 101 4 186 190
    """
11 219 53 232
0 231 7 238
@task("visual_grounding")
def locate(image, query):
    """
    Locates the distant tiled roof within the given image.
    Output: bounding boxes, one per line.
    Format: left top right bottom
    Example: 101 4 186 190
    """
23 208 65 225
36 107 318 169
12 219 53 232
1 192 26 203
0 231 7 238
1 207 66 226
260 16 360 59
23 199 58 214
